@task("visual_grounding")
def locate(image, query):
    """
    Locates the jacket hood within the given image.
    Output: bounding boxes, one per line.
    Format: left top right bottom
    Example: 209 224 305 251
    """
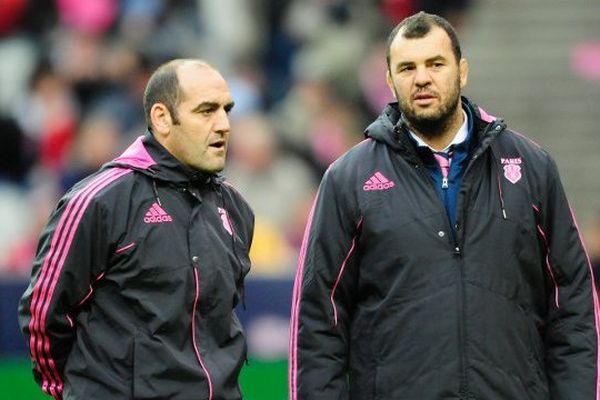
107 131 220 186
364 96 506 154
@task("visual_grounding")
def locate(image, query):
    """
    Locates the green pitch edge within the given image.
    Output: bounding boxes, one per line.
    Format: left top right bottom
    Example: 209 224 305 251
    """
0 358 288 400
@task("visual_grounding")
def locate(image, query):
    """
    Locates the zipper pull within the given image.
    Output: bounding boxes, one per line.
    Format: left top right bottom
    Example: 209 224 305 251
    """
434 153 450 190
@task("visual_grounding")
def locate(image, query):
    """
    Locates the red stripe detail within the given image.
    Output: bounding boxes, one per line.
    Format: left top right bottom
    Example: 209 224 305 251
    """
28 168 130 396
76 271 106 307
512 129 542 149
152 203 166 216
330 217 363 326
531 205 559 307
112 136 157 169
30 169 121 392
115 242 136 254
374 172 389 183
568 206 600 399
149 204 159 216
535 224 560 308
497 174 507 216
192 267 213 400
478 106 497 123
370 175 382 184
40 169 129 391
289 193 319 400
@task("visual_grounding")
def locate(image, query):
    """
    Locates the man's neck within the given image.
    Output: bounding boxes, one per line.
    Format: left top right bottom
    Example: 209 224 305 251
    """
410 107 465 152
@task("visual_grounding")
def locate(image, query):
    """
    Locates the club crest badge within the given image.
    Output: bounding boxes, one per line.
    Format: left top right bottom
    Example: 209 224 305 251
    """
501 157 522 184
218 207 234 236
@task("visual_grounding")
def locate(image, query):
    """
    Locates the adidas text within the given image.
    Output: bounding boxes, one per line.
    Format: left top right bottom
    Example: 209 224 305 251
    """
144 215 173 224
363 181 395 191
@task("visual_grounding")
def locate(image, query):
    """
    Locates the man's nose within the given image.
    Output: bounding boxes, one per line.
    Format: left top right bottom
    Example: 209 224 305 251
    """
414 66 432 86
215 109 230 133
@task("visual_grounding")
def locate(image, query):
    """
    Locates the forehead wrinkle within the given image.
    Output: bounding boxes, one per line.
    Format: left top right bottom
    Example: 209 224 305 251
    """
391 27 454 60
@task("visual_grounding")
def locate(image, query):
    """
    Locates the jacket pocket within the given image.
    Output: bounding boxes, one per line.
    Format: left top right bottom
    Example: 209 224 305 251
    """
371 290 460 399
516 305 549 397
516 304 544 367
132 332 208 400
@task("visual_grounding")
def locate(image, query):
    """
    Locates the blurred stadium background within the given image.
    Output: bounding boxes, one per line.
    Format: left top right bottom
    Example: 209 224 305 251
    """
0 0 598 398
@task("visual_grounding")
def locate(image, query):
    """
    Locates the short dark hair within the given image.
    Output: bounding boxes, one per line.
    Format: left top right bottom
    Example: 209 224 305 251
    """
386 12 462 69
143 60 184 130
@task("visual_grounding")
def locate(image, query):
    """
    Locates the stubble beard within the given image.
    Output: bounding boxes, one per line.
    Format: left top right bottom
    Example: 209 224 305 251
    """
396 79 462 140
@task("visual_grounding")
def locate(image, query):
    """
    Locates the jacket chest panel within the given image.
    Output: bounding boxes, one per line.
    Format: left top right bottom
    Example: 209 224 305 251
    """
357 165 457 295
108 188 242 315
355 154 545 305
461 160 545 305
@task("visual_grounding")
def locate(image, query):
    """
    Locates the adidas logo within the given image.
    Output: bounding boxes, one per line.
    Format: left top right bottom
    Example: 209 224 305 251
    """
144 202 173 224
363 171 395 191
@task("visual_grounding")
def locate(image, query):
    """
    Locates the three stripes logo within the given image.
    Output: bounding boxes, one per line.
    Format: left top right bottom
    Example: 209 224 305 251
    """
144 202 173 224
363 171 395 191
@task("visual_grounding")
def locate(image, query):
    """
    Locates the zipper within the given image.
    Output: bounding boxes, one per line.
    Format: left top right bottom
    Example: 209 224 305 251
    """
191 266 214 400
433 152 451 190
456 254 468 400
411 156 469 398
399 120 500 399
453 121 501 399
410 159 454 244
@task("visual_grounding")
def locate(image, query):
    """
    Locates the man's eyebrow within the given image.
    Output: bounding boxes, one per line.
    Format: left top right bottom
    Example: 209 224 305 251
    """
396 61 415 68
427 55 447 63
191 101 235 113
394 61 415 72
394 55 448 71
191 102 218 112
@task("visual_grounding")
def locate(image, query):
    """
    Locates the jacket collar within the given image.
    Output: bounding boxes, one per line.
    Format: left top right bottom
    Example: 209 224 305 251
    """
364 96 506 159
109 131 217 186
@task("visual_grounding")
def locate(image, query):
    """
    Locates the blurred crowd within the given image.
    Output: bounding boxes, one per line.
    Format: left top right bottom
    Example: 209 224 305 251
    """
2 0 532 279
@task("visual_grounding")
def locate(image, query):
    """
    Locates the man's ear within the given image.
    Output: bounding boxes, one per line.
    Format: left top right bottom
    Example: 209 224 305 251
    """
459 58 469 89
385 71 397 100
150 103 172 137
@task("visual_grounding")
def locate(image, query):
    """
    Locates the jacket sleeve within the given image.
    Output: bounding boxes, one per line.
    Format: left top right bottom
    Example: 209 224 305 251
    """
540 156 599 399
289 167 361 400
18 191 111 400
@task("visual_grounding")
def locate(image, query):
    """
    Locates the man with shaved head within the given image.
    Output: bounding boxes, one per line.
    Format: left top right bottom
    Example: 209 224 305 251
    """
19 59 254 400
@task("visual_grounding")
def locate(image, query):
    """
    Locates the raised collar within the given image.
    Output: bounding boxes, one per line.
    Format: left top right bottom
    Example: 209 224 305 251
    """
110 131 216 186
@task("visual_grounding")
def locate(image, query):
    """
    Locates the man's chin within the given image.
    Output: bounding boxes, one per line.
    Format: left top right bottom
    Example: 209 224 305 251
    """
411 107 444 121
193 161 225 174
406 115 449 138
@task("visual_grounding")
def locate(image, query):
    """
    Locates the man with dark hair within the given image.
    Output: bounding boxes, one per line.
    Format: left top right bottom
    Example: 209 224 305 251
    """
19 59 254 400
142 60 213 127
290 12 599 399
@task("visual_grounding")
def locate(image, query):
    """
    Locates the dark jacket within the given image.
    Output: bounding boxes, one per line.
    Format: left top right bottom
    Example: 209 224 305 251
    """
289 98 599 399
18 132 254 400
